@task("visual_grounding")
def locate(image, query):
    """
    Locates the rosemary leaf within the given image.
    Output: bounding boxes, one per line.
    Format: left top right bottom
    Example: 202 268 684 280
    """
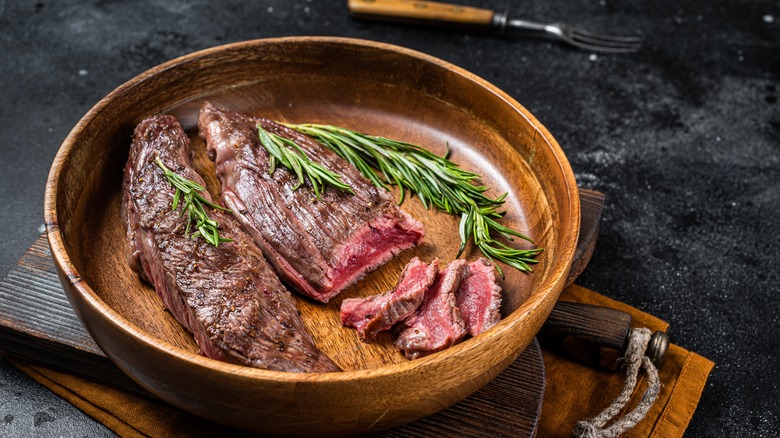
257 124 353 199
153 158 232 247
284 123 543 274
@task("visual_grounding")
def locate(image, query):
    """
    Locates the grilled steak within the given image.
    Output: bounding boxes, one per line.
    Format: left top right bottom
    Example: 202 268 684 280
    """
394 259 468 359
198 102 425 303
340 257 438 340
122 115 340 373
456 259 502 336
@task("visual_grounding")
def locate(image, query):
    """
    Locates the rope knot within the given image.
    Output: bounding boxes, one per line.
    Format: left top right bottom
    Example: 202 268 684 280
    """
572 421 600 438
570 327 661 438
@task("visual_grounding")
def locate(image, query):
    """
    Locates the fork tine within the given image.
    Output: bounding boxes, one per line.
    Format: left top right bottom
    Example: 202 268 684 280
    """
572 28 645 43
511 19 644 53
572 34 643 50
568 40 643 54
570 30 643 53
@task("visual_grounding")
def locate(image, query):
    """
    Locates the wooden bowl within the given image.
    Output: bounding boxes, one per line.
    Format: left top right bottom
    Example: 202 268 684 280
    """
44 37 579 436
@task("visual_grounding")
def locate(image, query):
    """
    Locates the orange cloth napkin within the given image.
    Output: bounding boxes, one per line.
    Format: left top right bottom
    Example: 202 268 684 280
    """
10 285 713 438
539 285 714 437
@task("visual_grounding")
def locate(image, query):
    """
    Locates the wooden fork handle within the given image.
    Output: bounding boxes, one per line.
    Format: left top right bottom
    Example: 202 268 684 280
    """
348 0 496 28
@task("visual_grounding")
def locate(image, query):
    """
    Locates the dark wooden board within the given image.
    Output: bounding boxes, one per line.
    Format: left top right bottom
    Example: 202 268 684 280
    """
0 189 602 437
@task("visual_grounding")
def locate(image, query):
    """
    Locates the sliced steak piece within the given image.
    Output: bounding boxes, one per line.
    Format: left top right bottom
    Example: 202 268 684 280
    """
456 258 503 336
198 102 424 303
340 257 439 340
394 259 468 360
122 114 340 373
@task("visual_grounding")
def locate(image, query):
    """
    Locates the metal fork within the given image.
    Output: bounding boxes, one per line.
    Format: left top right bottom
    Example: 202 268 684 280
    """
496 14 644 54
348 0 644 54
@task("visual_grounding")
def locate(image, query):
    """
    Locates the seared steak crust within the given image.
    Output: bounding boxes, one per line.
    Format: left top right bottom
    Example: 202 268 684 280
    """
198 102 424 302
122 115 340 373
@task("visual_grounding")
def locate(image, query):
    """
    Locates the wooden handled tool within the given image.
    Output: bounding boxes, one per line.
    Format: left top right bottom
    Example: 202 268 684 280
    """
346 0 645 53
542 189 669 371
348 0 498 29
539 302 669 371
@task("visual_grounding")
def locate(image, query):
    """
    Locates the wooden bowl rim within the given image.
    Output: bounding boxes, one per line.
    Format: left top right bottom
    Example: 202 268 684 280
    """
44 36 580 383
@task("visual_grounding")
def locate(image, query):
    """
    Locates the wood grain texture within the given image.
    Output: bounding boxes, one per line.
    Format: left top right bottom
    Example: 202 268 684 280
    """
539 301 631 371
0 190 602 435
565 189 604 287
0 191 600 408
0 237 152 398
43 37 580 436
0 234 545 436
348 0 495 26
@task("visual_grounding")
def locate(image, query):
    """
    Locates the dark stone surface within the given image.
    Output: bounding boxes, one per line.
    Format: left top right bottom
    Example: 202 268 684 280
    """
1 0 778 436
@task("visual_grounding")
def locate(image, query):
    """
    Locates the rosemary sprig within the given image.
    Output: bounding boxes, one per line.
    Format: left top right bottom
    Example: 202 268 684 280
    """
284 123 542 275
460 205 544 274
154 158 232 247
257 124 353 199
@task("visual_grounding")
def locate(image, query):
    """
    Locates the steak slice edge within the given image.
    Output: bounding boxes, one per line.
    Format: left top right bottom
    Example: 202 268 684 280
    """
340 257 439 340
456 258 503 337
394 259 469 360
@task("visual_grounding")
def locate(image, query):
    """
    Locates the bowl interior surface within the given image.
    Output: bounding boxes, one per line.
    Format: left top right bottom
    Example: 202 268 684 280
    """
46 37 579 433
